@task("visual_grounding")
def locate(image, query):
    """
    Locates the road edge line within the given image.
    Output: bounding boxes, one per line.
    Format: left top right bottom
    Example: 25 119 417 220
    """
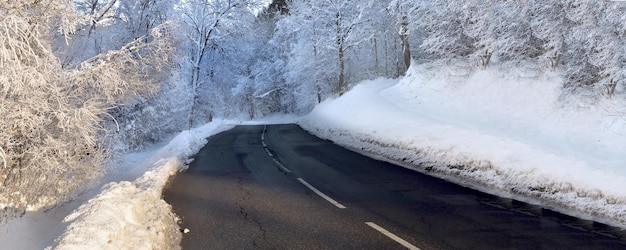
365 222 420 250
297 178 346 209
261 125 292 173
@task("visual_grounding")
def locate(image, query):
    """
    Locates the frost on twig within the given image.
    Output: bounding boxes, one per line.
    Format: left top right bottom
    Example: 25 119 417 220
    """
0 147 6 169
0 2 173 217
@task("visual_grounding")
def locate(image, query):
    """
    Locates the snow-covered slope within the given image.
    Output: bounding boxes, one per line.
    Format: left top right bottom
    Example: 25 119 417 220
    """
299 64 626 228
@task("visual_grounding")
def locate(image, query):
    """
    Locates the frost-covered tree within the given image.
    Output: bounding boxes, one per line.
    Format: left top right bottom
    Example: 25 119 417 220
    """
72 0 116 16
72 0 118 34
386 0 415 70
288 0 373 95
0 0 173 215
118 0 174 37
489 1 542 65
528 0 567 70
219 31 259 119
176 0 259 123
607 3 626 95
269 0 406 108
329 0 373 94
454 0 496 68
54 0 183 152
247 15 293 116
560 0 605 95
416 0 475 60
590 2 625 96
103 0 186 150
271 1 325 108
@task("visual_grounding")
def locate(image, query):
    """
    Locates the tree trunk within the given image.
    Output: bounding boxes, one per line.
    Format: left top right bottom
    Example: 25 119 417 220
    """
384 39 389 76
313 44 322 103
316 85 322 103
548 51 559 70
479 51 492 69
336 11 346 95
400 14 411 71
392 3 411 72
395 42 402 77
269 0 289 14
248 93 255 120
373 37 379 73
607 79 617 97
191 66 200 89
401 35 410 71
338 46 345 95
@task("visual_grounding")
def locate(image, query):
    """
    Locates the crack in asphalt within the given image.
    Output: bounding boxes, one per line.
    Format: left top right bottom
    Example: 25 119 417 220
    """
251 216 268 248
236 176 268 248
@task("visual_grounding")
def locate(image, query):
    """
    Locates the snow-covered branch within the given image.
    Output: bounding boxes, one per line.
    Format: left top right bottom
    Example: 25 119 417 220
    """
0 1 174 215
0 147 6 169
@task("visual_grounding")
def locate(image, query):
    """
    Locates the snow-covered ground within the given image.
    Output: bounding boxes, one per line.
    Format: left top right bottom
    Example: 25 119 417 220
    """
299 63 626 228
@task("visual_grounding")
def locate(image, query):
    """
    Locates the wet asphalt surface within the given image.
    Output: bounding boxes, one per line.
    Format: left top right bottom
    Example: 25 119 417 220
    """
163 124 626 249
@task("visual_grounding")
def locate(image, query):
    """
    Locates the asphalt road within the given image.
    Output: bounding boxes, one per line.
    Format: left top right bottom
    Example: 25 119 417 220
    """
163 124 626 249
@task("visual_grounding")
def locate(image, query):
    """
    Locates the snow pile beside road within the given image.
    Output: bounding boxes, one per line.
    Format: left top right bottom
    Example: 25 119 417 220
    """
299 65 626 228
53 160 182 250
52 121 234 249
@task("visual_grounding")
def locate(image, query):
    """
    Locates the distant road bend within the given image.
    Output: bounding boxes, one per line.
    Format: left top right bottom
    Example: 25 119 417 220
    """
163 124 626 249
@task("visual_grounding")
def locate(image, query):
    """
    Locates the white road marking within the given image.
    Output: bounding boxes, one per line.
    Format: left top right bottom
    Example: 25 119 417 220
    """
297 178 346 209
365 222 420 250
271 157 292 173
261 125 266 140
261 125 292 173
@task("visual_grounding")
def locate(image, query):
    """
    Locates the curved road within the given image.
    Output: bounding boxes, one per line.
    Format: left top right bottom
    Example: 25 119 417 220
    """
163 125 626 249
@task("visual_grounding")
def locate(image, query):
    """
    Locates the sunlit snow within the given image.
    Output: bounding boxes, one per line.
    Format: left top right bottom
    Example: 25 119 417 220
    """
300 62 626 228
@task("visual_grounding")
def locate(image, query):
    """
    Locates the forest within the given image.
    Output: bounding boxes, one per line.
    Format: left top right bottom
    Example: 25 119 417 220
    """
0 0 624 216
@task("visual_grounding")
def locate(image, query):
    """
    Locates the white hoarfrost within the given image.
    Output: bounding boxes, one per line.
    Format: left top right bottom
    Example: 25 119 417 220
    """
299 63 626 228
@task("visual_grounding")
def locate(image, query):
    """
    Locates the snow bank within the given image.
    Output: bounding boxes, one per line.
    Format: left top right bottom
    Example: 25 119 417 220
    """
299 64 626 228
51 121 234 249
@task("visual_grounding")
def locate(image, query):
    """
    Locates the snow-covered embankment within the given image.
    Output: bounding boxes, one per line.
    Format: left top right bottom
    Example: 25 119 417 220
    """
299 64 626 228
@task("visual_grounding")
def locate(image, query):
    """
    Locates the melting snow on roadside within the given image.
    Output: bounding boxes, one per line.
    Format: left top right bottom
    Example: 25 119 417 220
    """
0 121 234 249
299 63 626 228
51 121 235 249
